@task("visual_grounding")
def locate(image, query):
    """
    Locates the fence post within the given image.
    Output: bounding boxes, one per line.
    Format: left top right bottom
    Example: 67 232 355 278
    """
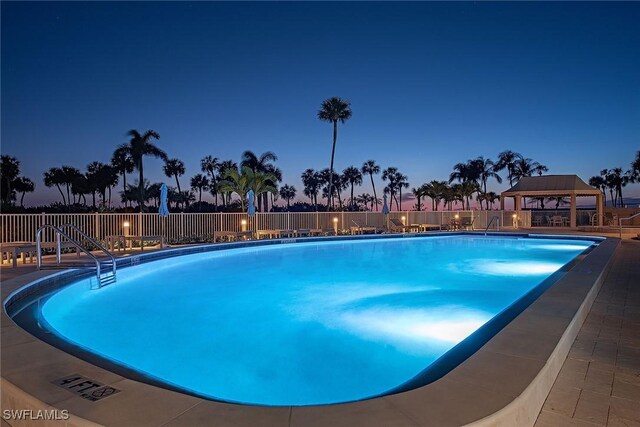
94 212 99 239
287 212 290 230
138 212 143 238
180 212 185 237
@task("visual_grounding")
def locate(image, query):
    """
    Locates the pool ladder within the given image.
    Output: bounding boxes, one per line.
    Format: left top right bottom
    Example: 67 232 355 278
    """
484 216 500 236
36 224 117 289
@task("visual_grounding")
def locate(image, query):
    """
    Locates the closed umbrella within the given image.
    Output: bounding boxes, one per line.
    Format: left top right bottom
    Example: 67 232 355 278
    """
247 190 255 216
382 194 389 215
159 184 169 217
159 183 169 246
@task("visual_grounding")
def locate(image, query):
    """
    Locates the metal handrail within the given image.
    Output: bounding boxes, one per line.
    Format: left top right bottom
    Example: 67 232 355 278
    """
619 212 640 239
36 225 116 284
59 223 116 276
484 216 500 236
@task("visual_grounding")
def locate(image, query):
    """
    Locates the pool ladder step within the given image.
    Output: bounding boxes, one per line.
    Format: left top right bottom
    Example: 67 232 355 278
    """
37 224 117 290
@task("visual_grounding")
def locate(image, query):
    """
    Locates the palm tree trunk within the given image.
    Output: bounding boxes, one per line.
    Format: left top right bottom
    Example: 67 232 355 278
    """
138 160 144 212
328 120 338 210
56 184 66 205
122 173 128 207
369 173 378 211
350 183 355 209
20 192 25 207
65 184 71 206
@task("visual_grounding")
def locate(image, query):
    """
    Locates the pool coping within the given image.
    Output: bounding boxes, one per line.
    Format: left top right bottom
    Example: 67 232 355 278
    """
1 232 620 427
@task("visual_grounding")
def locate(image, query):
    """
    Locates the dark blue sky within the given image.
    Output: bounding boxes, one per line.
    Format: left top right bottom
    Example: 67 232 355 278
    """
2 1 639 206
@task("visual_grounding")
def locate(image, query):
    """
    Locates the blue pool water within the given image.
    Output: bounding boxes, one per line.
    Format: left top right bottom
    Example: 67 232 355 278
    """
40 235 593 405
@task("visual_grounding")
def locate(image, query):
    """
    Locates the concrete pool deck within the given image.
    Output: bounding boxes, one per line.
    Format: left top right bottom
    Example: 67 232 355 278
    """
0 233 636 426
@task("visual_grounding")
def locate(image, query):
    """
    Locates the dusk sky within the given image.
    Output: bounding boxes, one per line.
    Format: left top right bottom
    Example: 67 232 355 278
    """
2 1 639 207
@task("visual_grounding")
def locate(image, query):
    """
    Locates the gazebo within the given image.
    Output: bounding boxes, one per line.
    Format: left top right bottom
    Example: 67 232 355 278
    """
500 175 604 227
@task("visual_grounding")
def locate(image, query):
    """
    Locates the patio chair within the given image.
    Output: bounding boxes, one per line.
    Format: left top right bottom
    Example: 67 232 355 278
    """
388 218 413 233
350 220 382 235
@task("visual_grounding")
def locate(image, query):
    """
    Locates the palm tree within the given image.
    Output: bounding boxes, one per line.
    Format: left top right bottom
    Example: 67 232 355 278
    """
589 176 607 207
241 151 279 211
473 157 502 194
122 129 166 211
190 174 210 208
1 155 21 204
71 175 90 206
301 169 322 211
200 156 220 206
449 162 472 185
43 167 67 205
163 158 186 196
217 160 239 207
485 191 499 209
218 166 251 211
361 160 381 211
395 172 409 210
495 151 521 187
60 166 81 206
459 181 479 210
412 185 426 211
279 184 296 210
112 145 135 206
13 177 34 207
631 151 640 182
317 96 352 209
513 157 539 182
382 167 398 210
342 166 363 209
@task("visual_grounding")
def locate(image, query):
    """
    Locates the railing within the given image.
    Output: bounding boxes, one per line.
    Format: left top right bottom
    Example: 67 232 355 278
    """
485 216 500 236
2 210 530 244
36 224 116 288
619 213 640 239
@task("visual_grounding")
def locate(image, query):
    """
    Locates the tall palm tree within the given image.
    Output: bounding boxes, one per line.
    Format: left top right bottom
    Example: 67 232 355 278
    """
449 162 472 185
13 177 34 207
43 167 67 205
342 166 363 209
163 158 186 194
190 174 210 207
71 175 90 207
61 166 81 206
122 129 166 211
495 151 521 187
279 184 296 210
317 96 352 209
112 145 135 206
473 156 503 194
1 155 21 204
460 181 479 210
513 157 539 182
361 160 380 211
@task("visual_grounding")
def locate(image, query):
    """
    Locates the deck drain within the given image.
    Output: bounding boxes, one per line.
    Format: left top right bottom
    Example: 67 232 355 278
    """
52 374 120 402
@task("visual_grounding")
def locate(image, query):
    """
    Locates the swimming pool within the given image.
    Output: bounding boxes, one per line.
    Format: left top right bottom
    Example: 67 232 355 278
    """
10 234 596 406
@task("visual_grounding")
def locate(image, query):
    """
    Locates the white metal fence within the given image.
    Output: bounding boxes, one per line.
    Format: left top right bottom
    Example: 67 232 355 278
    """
0 210 530 244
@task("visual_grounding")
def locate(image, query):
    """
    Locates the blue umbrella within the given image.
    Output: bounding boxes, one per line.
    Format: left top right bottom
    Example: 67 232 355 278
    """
247 190 256 216
382 194 389 215
159 183 169 217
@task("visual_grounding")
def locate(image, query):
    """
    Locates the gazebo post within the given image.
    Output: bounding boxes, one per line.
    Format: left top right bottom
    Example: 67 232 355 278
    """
514 195 521 212
570 193 577 228
597 193 604 226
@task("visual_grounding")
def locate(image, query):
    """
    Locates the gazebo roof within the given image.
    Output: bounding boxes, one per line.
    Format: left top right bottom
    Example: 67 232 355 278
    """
501 175 601 197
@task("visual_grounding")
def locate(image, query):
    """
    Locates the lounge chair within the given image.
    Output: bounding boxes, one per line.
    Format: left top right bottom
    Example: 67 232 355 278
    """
388 218 413 233
350 220 382 235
